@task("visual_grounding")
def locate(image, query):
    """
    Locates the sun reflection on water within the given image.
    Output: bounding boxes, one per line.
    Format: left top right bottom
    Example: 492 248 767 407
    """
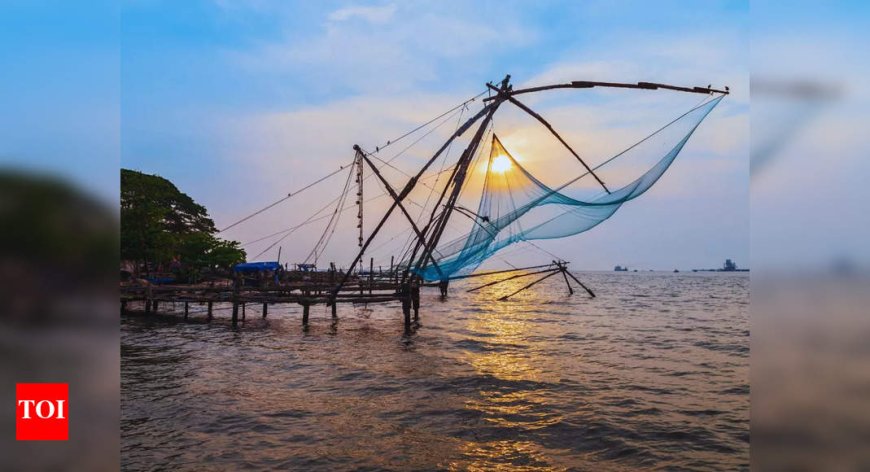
456 274 566 468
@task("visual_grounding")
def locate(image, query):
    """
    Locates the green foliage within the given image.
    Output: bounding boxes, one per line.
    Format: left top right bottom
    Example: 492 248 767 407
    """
121 169 245 280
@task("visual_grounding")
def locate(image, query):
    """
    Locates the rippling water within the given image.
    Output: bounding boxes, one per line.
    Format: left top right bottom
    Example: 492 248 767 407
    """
121 272 748 471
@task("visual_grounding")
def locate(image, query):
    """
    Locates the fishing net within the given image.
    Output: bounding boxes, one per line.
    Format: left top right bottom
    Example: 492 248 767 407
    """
413 95 723 281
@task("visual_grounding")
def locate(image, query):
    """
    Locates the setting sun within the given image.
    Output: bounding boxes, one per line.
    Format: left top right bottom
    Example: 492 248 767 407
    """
491 154 513 173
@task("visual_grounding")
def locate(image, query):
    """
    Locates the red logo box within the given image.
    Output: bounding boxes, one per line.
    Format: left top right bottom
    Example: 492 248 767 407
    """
16 383 68 441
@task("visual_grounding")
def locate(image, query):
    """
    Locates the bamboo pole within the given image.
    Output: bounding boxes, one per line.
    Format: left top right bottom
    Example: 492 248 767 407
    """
563 269 596 298
466 267 558 293
498 269 561 301
332 99 497 297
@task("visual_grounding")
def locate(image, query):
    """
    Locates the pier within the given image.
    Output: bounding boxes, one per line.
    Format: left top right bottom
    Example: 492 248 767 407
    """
121 270 423 329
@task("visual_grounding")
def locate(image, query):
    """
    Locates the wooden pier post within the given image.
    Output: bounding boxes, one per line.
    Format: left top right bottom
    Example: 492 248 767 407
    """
184 302 189 320
262 303 268 318
401 285 412 329
231 279 240 325
411 284 420 322
242 302 246 321
331 302 337 319
369 257 374 295
558 263 574 295
207 301 213 320
152 300 159 314
302 302 310 325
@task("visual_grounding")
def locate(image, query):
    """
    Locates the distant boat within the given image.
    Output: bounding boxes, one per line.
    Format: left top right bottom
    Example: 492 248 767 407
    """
673 269 680 273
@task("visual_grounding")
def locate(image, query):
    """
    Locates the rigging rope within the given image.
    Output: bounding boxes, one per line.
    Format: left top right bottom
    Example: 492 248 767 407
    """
304 161 355 264
219 164 351 233
218 91 485 235
372 91 486 154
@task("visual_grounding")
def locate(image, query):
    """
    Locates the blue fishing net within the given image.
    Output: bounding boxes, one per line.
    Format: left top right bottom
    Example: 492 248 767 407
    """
414 95 723 281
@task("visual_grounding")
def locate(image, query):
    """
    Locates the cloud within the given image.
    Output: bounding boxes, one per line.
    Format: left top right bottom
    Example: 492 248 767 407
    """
327 4 396 24
224 3 535 95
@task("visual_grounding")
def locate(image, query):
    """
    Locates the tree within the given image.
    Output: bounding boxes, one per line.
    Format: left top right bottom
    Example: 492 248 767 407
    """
121 169 245 280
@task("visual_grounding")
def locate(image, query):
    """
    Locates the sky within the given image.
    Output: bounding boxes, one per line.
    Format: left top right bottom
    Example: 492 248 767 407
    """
113 0 748 271
8 2 869 275
0 0 119 202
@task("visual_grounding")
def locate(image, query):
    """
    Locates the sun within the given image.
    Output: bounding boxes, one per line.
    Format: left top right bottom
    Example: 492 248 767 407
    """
490 154 513 173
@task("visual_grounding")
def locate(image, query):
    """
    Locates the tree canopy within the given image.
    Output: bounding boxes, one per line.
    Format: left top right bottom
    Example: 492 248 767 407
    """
121 169 245 281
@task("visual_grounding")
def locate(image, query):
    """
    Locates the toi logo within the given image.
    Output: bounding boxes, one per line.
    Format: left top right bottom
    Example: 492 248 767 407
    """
16 383 68 441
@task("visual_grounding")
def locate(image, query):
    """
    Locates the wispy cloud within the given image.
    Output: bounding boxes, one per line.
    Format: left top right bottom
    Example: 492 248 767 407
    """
327 4 396 24
224 3 534 95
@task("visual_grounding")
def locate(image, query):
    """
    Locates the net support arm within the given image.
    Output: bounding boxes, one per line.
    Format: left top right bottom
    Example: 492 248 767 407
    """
467 267 559 293
497 269 562 301
560 263 595 298
487 82 611 194
484 80 730 102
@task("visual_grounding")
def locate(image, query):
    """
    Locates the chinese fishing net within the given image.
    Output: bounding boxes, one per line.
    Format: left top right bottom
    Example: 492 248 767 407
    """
413 94 724 281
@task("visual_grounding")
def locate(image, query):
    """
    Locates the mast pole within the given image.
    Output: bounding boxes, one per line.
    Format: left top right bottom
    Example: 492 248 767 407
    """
355 151 364 272
354 146 445 278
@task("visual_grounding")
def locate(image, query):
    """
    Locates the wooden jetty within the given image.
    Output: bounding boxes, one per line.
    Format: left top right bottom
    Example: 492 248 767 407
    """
120 261 595 331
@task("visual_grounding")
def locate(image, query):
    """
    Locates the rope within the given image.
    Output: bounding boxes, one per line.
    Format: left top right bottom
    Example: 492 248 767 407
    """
219 163 351 233
304 162 355 264
372 91 486 154
219 91 483 235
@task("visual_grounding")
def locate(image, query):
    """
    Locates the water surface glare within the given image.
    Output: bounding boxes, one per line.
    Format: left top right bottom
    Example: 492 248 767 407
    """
121 272 748 470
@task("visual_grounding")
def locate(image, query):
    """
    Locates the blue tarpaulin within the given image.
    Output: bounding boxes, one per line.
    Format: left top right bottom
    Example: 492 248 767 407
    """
233 261 282 273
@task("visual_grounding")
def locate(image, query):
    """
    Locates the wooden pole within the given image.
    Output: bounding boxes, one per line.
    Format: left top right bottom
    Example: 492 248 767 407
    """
207 301 213 320
332 100 496 296
184 302 189 320
402 291 412 330
412 75 511 278
412 284 420 322
302 303 310 325
231 279 239 325
369 257 374 295
450 263 555 281
357 148 445 278
262 302 268 318
561 267 574 295
498 269 561 301
466 267 557 292
489 94 609 193
563 269 596 298
331 301 337 318
242 302 246 320
482 80 729 102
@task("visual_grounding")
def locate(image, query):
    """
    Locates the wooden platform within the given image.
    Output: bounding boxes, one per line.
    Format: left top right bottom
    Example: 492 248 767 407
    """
120 278 420 327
